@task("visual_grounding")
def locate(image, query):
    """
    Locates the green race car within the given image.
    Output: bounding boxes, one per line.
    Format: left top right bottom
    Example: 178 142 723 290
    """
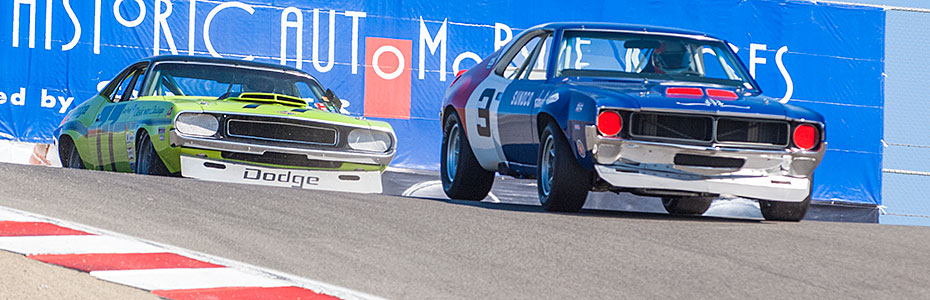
56 55 395 194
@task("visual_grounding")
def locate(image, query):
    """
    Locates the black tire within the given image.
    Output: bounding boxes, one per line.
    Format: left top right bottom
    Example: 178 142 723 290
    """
537 122 592 212
135 133 171 176
60 137 85 169
440 111 495 200
759 191 811 222
662 197 713 216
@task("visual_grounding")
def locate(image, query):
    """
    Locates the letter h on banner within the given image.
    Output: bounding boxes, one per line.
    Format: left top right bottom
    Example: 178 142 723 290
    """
364 37 411 119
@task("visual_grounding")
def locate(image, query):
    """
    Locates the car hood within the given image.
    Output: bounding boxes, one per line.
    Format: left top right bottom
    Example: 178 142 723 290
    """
564 79 793 119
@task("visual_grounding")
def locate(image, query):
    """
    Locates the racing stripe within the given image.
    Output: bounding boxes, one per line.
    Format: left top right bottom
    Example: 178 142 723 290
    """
108 133 117 172
96 132 104 171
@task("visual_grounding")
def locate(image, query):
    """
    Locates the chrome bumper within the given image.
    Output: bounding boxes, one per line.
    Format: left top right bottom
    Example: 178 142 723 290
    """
584 125 824 202
170 130 395 166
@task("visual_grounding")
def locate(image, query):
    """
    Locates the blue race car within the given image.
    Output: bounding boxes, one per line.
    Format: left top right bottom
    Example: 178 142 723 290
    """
440 23 825 221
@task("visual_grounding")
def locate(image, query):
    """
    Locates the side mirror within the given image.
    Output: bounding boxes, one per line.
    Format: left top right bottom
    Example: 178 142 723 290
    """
324 89 342 111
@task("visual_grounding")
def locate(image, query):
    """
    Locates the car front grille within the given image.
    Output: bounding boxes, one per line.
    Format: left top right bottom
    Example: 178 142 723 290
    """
631 113 713 142
627 112 790 147
716 118 789 146
226 118 338 146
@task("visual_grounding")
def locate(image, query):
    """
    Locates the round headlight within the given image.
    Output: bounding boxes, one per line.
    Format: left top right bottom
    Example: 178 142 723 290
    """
348 129 393 152
175 113 219 137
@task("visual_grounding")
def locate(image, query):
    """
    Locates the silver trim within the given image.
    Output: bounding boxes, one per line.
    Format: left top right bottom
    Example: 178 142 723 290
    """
171 130 395 166
226 119 339 147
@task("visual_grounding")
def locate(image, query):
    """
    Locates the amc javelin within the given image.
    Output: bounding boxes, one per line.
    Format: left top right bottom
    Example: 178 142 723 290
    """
441 23 825 221
56 56 395 194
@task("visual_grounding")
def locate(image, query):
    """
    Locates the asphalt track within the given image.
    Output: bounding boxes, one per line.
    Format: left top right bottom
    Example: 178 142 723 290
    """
0 162 929 299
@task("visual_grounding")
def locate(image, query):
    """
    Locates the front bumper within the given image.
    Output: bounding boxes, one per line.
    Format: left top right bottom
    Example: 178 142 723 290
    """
180 155 383 194
584 125 824 202
170 130 394 166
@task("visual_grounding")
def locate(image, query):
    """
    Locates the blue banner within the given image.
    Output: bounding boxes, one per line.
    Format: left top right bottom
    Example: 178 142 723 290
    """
0 0 884 204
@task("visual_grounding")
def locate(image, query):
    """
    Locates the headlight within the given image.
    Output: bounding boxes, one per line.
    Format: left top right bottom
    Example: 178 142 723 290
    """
348 129 393 152
175 113 219 137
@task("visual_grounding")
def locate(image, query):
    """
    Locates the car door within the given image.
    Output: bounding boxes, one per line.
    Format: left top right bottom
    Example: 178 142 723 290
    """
87 63 148 171
464 30 549 171
497 33 552 166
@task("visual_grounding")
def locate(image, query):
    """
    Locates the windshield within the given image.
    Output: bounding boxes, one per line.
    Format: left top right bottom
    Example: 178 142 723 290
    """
144 63 327 103
556 31 757 90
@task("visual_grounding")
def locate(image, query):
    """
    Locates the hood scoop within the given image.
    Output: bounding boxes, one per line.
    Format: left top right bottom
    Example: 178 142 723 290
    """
231 93 308 108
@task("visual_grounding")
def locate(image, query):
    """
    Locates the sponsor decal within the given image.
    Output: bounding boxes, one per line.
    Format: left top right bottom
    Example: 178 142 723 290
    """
126 131 135 162
243 168 321 189
158 128 166 141
364 37 412 119
509 91 533 107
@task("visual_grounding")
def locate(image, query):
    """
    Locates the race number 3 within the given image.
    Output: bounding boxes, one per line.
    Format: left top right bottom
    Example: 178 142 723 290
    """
476 88 495 137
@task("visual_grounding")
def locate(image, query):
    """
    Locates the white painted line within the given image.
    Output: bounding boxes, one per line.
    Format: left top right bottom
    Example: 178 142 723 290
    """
0 210 42 222
91 268 292 291
0 235 165 255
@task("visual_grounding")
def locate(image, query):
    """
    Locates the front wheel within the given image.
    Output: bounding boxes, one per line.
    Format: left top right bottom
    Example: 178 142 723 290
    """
135 133 171 176
60 138 85 169
440 112 494 200
537 122 591 212
662 197 713 216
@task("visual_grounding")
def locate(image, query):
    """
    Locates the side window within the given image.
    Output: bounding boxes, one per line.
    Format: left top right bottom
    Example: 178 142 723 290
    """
524 35 552 80
498 35 543 79
108 64 147 102
109 70 135 102
127 68 147 100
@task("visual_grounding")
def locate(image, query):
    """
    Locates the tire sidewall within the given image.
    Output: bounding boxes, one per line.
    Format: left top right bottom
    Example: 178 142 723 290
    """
440 113 460 191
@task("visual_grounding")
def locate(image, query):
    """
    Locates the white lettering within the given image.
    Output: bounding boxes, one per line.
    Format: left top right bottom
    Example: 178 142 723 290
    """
44 0 51 49
453 52 482 75
0 92 6 105
154 0 178 55
113 0 145 28
776 46 793 103
373 45 405 80
418 18 447 81
204 2 254 58
749 43 767 79
575 38 591 69
494 23 512 51
312 9 336 73
58 95 75 113
12 0 36 48
97 81 109 92
41 89 55 108
94 0 101 54
280 7 303 69
728 43 740 54
345 11 366 74
62 0 81 51
188 0 195 55
11 88 26 106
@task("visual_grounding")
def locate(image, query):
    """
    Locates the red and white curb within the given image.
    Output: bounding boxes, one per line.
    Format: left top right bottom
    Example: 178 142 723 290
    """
0 206 387 300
